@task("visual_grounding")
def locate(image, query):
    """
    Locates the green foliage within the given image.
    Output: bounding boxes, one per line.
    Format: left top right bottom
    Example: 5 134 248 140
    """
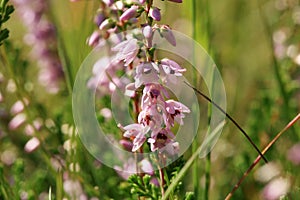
0 0 14 45
128 174 160 199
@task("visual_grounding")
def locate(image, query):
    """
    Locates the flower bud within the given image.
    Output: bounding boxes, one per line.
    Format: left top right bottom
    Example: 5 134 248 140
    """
143 25 152 38
87 31 101 47
149 7 161 21
120 5 138 21
99 18 115 30
94 13 105 27
161 25 176 46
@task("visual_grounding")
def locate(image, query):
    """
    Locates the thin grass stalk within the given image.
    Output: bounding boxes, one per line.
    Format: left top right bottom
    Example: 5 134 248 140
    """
225 113 300 200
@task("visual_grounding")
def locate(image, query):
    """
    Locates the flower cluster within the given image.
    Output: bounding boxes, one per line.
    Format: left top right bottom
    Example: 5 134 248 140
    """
12 0 63 93
87 0 188 157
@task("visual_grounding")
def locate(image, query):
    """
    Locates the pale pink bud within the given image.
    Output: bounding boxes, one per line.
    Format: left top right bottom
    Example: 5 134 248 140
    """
143 25 152 38
119 139 133 151
149 7 161 21
9 113 26 130
287 143 300 165
99 18 115 30
120 5 138 21
139 0 146 3
87 31 101 47
10 99 29 115
167 0 183 3
161 26 176 46
24 137 40 153
100 108 112 119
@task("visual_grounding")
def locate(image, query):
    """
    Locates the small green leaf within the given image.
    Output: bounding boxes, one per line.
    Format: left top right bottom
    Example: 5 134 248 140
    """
0 28 9 45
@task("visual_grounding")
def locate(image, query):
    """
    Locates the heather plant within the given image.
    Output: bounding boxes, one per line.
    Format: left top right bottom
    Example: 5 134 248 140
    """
0 0 300 200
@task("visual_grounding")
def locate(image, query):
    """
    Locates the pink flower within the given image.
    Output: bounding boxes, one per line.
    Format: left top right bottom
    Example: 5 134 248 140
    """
112 38 139 66
160 58 186 83
134 62 160 88
123 123 150 152
141 83 168 110
164 99 190 127
138 104 163 132
120 5 138 21
262 178 291 200
148 129 179 155
149 7 161 21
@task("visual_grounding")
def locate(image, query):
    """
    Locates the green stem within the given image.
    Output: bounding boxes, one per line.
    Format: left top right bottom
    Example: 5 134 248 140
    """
191 0 200 198
159 168 165 197
204 1 212 199
161 121 225 200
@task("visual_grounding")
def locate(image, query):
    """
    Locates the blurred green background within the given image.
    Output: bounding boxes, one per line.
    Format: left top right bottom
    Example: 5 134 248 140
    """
1 0 300 199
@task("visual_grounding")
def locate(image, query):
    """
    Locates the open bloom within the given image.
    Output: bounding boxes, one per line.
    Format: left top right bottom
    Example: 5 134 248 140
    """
164 99 190 127
112 38 139 66
134 62 160 88
141 83 168 110
123 123 150 151
160 58 186 83
138 104 163 132
148 128 179 155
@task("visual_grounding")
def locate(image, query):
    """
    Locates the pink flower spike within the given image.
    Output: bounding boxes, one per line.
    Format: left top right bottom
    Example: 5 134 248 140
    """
120 5 139 21
149 7 161 21
167 0 183 3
